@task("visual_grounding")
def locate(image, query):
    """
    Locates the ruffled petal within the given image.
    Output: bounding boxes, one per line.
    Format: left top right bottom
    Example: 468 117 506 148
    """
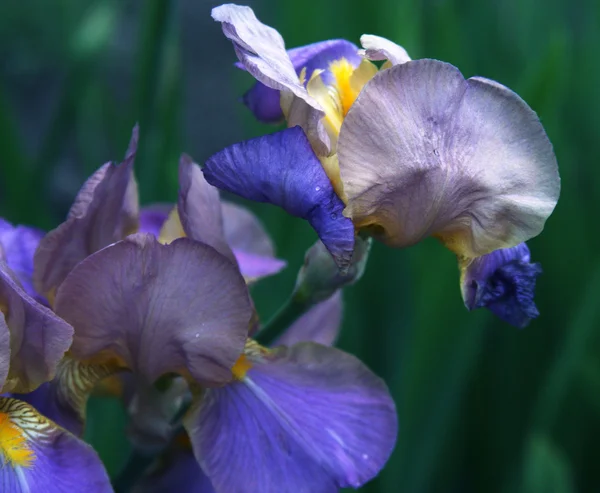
0 264 73 394
0 221 45 303
241 39 360 123
204 127 355 270
460 242 542 328
34 126 140 303
359 34 411 65
54 233 252 387
338 59 560 257
0 398 111 492
274 291 342 347
139 204 171 237
186 342 397 493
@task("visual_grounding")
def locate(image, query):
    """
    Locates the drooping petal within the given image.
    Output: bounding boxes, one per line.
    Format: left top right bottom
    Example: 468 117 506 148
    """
359 34 411 65
0 398 112 492
34 126 140 302
0 220 46 303
241 39 360 124
54 234 252 387
274 291 343 347
460 243 542 328
204 127 355 269
186 342 397 493
139 204 171 237
0 263 73 394
134 449 216 493
178 155 236 263
338 59 560 257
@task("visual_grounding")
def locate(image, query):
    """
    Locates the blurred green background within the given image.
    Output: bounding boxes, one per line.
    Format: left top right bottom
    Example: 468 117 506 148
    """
0 0 598 492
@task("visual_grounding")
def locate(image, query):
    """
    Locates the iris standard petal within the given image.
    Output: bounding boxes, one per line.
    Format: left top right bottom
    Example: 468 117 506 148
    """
34 126 139 302
54 233 252 387
460 242 542 328
187 342 397 493
359 34 411 65
0 264 73 394
338 59 560 257
241 39 360 123
178 155 236 263
0 220 45 303
274 291 343 347
204 127 355 269
139 204 171 237
231 250 286 283
0 398 111 492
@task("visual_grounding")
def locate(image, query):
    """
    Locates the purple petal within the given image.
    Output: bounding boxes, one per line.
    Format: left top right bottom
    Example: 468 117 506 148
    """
134 449 216 493
338 59 560 257
274 291 343 347
204 127 355 270
221 202 275 257
178 155 236 263
0 263 73 394
0 312 10 389
359 35 411 65
34 126 140 302
54 234 252 387
139 204 172 237
0 220 46 303
186 342 397 493
241 39 360 124
461 242 542 328
232 249 286 283
0 398 111 492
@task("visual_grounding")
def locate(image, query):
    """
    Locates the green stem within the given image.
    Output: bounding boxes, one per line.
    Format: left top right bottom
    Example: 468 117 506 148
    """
255 292 313 346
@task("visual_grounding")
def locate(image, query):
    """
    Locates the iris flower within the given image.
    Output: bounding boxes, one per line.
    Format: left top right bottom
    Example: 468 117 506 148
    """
0 248 111 490
205 3 560 325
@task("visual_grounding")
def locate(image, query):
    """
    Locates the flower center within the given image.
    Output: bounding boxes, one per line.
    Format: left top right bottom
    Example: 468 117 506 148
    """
231 354 253 380
0 412 34 468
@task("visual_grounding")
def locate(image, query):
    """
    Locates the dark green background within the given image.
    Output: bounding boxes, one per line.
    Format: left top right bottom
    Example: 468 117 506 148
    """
0 1 597 492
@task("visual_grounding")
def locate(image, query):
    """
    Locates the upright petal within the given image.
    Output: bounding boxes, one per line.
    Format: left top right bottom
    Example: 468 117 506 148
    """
178 155 235 263
460 242 542 328
338 59 560 257
241 39 360 123
0 398 111 492
0 263 73 394
204 127 355 270
186 342 397 493
0 220 45 303
359 35 411 65
274 291 343 347
55 234 252 387
34 126 140 302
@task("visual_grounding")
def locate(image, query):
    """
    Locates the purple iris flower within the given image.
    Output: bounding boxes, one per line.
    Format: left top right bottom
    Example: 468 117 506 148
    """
134 291 397 493
0 259 112 491
460 242 542 328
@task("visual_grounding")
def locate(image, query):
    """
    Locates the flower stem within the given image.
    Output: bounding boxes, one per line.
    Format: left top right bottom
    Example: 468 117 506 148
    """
255 291 313 346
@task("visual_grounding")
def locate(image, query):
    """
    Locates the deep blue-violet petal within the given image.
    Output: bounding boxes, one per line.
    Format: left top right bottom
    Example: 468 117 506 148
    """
186 342 397 493
204 127 355 269
461 242 542 328
0 398 112 492
139 204 171 237
0 219 46 303
240 39 360 123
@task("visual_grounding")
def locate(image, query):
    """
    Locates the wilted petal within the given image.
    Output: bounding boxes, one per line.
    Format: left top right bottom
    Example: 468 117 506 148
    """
339 59 560 257
460 242 542 328
359 34 411 65
0 264 73 394
274 291 343 347
178 155 235 263
139 204 171 237
54 234 252 387
241 39 360 123
204 127 355 269
34 126 140 302
134 449 216 493
0 220 46 303
186 342 397 493
0 398 111 492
